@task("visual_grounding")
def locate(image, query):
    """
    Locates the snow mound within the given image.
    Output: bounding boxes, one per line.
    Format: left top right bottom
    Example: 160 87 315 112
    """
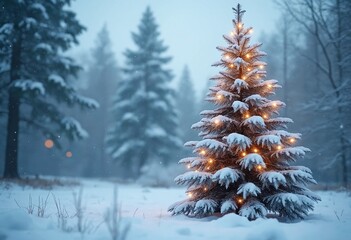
212 213 250 227
0 209 34 230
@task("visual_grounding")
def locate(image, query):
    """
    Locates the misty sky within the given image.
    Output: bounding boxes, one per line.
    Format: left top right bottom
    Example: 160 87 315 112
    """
71 0 281 97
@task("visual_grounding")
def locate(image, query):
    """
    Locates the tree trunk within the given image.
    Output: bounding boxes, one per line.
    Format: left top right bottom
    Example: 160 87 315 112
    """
3 29 22 179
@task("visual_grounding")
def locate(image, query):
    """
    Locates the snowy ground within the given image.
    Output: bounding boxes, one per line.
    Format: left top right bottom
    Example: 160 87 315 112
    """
0 178 350 240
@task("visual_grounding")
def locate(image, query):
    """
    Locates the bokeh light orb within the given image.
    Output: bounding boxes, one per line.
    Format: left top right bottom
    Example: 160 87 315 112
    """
65 151 73 158
44 139 54 149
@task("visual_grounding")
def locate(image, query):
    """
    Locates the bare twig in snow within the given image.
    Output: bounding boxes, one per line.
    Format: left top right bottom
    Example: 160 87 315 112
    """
104 185 130 240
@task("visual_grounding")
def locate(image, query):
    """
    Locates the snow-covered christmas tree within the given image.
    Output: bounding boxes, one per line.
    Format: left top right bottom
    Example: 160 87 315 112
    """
169 4 320 220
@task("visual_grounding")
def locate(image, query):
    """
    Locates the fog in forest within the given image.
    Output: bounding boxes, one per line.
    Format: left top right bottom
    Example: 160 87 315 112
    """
1 0 350 188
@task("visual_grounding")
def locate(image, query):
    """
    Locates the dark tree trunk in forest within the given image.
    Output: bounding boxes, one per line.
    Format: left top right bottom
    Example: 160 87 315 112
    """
3 29 22 179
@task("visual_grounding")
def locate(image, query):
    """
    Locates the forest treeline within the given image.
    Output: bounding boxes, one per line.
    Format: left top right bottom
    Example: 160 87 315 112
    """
0 0 350 187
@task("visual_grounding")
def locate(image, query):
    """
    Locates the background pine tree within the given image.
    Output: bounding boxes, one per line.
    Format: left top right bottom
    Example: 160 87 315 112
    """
106 7 181 179
0 0 98 178
177 65 198 156
169 4 320 220
78 25 120 177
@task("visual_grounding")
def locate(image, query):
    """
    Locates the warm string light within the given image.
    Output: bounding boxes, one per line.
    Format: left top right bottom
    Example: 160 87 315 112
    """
208 158 214 164
188 192 193 198
244 113 250 119
245 53 250 59
242 76 247 80
277 145 282 150
256 165 263 171
259 65 264 69
206 166 210 170
187 164 191 169
241 152 247 157
267 84 273 88
230 31 234 36
237 23 242 29
289 138 296 143
229 63 234 68
249 29 253 34
247 68 251 71
216 94 223 100
200 149 206 155
272 102 278 107
225 54 230 59
204 187 208 191
263 114 268 119
253 148 259 153
237 197 244 204
214 118 221 126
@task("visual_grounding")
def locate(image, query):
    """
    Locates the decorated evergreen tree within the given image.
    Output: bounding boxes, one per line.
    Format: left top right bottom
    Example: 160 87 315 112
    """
169 4 320 220
0 0 98 178
106 7 181 179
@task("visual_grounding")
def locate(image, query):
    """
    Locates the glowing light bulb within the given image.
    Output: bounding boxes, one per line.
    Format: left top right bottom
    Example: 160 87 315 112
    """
246 53 250 58
188 193 193 198
256 165 263 171
277 145 282 150
256 74 260 79
245 113 250 118
272 102 278 107
242 76 247 80
209 158 214 163
216 94 223 100
187 164 191 169
263 114 268 119
225 54 230 59
206 166 210 170
267 84 273 88
65 151 72 158
204 187 208 191
200 149 206 155
237 198 243 204
247 68 251 71
230 31 234 36
241 152 247 157
249 29 253 34
44 139 54 149
230 64 234 68
237 23 242 29
214 119 221 125
289 138 296 143
253 148 259 153
259 65 264 69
